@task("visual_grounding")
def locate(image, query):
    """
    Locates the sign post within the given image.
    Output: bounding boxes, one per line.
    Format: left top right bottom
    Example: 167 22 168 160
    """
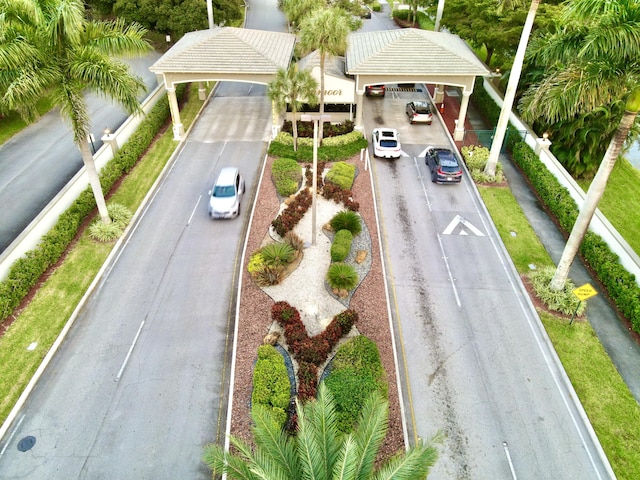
570 283 598 325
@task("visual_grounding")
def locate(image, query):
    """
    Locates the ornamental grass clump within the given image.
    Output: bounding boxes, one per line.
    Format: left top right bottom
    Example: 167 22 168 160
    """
88 203 133 242
260 242 296 268
329 210 361 235
529 266 586 316
327 263 358 291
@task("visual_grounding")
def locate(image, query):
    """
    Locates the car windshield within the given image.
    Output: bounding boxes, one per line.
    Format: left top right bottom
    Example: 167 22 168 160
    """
213 185 235 197
440 158 460 173
414 104 431 114
380 140 398 148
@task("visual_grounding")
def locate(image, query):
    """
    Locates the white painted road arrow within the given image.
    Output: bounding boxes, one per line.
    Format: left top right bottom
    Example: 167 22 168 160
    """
442 214 485 236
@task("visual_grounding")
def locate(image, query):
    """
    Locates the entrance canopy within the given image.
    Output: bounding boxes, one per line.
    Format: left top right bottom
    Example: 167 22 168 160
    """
150 27 296 86
149 27 296 138
149 26 490 140
345 28 490 139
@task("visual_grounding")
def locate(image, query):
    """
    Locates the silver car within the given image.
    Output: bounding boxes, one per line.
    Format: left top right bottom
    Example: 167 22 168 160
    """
208 166 245 219
405 101 433 124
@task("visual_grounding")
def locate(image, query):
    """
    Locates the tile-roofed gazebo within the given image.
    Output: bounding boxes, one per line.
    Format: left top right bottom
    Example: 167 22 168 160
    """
149 27 296 139
345 28 490 139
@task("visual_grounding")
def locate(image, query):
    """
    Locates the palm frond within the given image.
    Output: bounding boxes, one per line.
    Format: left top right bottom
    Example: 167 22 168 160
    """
296 394 330 480
351 390 388 480
202 442 258 480
372 434 441 480
332 434 359 480
312 383 342 479
252 404 303 479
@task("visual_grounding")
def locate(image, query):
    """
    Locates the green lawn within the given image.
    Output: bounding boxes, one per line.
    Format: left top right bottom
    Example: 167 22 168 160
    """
0 97 56 144
577 158 640 256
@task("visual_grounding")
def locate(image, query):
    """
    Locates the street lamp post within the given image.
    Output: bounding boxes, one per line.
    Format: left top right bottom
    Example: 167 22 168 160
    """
301 114 331 246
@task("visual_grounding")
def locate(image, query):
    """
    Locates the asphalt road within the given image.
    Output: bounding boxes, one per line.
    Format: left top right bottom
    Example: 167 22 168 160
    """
0 91 272 479
0 53 162 253
0 1 613 478
0 2 280 478
364 86 611 478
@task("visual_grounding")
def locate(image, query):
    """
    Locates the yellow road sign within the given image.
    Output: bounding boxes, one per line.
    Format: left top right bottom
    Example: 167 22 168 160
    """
573 283 598 301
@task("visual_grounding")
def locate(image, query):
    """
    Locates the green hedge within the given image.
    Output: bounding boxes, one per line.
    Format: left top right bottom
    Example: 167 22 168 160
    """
511 142 640 333
268 131 368 162
251 344 291 429
272 157 302 197
330 229 353 262
0 85 187 320
324 336 387 433
325 161 355 190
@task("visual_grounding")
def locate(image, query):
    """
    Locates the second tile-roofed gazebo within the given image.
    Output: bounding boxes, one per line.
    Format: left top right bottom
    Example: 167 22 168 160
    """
346 28 490 139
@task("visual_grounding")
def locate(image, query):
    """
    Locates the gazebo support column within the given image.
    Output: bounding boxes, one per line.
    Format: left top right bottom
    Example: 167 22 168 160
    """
166 85 185 140
354 90 364 131
454 90 471 141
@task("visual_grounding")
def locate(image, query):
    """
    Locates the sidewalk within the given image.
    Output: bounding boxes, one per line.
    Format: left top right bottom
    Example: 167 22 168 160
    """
434 84 640 404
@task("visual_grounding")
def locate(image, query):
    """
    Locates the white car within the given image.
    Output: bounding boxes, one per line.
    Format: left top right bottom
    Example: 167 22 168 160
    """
208 166 245 219
372 128 401 159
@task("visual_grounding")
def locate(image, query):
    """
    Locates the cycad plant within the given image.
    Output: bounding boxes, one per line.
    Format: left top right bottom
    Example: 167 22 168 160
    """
203 382 440 480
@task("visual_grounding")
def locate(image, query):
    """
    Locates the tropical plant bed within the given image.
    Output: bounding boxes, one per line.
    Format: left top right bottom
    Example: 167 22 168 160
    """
230 154 405 457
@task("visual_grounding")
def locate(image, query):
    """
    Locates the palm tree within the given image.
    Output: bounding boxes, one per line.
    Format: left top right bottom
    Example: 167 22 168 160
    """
281 0 325 32
484 0 541 177
0 0 150 224
298 7 351 144
519 0 640 290
268 64 319 151
203 382 440 479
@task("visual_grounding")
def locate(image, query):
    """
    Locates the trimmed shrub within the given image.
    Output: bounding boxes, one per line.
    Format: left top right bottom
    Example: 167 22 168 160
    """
327 263 358 291
252 344 291 429
272 157 302 197
268 132 368 163
460 145 504 183
330 210 362 236
271 188 312 237
325 161 355 190
331 229 353 262
325 336 387 433
247 252 265 274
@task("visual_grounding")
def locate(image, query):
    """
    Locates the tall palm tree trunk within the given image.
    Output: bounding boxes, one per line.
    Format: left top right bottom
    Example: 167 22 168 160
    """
79 140 111 224
550 108 638 290
484 0 540 176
